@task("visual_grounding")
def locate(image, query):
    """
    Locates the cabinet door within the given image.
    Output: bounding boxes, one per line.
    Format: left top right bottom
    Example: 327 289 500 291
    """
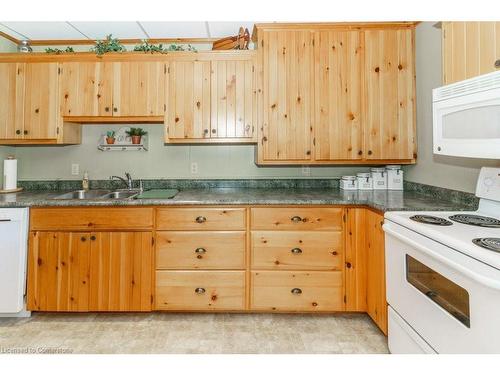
211 60 254 139
314 31 363 161
89 232 153 311
366 210 388 335
27 231 90 311
364 29 415 161
113 61 166 117
259 30 314 162
60 62 113 117
23 63 59 140
0 63 24 140
443 22 500 84
165 61 211 140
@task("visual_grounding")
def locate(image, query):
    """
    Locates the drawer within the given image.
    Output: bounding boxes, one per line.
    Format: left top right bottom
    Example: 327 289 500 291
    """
251 231 343 270
251 271 344 311
156 231 246 270
156 271 245 310
156 208 246 230
30 207 154 231
251 207 343 231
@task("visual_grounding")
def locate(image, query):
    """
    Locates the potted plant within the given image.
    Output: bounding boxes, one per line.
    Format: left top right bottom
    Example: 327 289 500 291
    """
106 130 116 144
126 127 147 144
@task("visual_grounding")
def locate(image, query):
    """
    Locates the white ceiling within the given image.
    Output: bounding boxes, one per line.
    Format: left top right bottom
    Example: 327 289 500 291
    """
0 21 256 40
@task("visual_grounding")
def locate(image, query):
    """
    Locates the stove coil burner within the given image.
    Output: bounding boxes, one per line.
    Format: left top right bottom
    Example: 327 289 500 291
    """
472 238 500 253
409 215 453 226
449 214 500 228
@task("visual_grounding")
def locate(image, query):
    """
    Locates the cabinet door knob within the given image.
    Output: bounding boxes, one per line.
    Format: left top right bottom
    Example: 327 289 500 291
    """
105 107 110 112
113 107 118 112
291 216 303 223
290 247 302 254
90 235 96 241
346 262 352 269
291 288 302 295
195 287 206 295
16 130 21 135
367 150 373 155
495 59 500 68
195 216 206 223
195 247 206 254
81 236 86 242
23 130 28 135
35 108 39 114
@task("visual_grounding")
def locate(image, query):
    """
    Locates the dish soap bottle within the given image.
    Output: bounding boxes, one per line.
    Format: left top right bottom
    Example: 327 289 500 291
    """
82 171 89 191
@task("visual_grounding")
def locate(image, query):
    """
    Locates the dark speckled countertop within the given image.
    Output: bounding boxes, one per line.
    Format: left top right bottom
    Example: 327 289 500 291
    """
0 187 477 212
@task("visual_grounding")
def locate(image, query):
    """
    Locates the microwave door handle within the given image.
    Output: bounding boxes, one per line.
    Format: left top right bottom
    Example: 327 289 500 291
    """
383 223 500 291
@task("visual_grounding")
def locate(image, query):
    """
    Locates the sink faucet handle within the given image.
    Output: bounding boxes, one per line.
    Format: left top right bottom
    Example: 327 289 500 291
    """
139 179 144 192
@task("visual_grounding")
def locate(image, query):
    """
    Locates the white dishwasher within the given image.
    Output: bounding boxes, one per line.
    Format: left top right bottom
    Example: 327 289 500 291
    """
0 207 30 317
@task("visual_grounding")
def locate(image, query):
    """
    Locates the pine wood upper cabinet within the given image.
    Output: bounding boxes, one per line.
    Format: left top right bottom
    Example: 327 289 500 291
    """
0 62 61 143
366 210 388 335
258 30 314 162
113 61 166 117
60 62 113 117
23 63 59 139
61 61 165 118
314 31 363 161
89 232 153 312
211 60 255 139
0 63 24 140
442 22 500 85
165 61 211 140
164 57 256 143
364 28 416 161
27 231 91 312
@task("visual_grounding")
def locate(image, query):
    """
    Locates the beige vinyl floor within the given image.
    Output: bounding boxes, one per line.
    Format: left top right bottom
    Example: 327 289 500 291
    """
0 312 388 354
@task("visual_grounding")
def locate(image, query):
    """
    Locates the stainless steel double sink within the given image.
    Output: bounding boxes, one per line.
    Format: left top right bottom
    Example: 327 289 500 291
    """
52 189 140 200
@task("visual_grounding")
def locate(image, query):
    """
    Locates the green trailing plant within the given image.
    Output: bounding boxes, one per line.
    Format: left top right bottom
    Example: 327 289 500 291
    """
91 34 126 56
45 46 75 54
125 127 147 137
106 130 116 138
133 40 197 53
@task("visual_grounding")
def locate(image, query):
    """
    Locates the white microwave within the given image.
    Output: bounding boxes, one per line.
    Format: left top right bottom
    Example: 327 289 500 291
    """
432 71 500 159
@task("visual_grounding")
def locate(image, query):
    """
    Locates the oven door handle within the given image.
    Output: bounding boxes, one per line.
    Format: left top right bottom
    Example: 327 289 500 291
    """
384 224 500 291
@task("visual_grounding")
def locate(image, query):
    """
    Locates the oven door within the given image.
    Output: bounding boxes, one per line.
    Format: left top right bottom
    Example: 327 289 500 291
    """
384 221 500 354
432 88 500 159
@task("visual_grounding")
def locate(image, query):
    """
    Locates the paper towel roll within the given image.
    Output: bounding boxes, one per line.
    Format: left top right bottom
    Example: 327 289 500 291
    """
3 156 17 190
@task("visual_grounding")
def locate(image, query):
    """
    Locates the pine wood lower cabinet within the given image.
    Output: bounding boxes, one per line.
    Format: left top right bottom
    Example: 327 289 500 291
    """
27 231 90 312
156 271 246 310
27 205 388 330
251 271 344 312
365 210 388 335
27 231 153 312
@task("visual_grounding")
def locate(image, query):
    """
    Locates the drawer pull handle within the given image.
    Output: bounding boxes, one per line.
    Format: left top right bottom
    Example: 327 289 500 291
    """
195 248 206 254
195 287 206 295
291 288 302 295
291 216 303 223
291 248 302 254
195 216 207 223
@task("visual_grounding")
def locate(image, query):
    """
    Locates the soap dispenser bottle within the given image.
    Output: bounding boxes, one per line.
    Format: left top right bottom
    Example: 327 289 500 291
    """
82 171 89 191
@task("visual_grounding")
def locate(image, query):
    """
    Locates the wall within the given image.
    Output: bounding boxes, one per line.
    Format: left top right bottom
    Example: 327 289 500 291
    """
404 22 500 193
14 125 369 180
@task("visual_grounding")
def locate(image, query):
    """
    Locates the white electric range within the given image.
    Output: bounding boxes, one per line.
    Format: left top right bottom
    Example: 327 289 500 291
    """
383 167 500 354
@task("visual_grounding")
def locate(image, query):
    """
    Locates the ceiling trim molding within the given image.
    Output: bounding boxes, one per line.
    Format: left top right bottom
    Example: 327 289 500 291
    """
0 30 20 44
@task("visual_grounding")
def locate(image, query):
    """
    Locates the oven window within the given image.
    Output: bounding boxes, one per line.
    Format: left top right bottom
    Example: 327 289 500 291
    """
406 255 470 328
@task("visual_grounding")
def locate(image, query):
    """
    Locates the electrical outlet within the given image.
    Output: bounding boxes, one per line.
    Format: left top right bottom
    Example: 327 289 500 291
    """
71 163 80 176
190 162 198 174
301 165 311 176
